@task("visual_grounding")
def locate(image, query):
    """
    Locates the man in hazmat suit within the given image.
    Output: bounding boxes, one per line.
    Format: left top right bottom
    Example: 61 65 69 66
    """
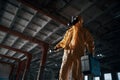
54 16 95 80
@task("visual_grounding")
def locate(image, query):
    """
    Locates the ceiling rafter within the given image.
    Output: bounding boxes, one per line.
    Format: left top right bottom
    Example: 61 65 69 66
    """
0 54 20 62
0 25 48 46
18 11 38 52
8 7 37 57
0 43 31 57
0 4 22 60
0 60 14 66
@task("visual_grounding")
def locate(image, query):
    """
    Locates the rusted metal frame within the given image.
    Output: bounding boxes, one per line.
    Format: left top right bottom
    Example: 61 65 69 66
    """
0 60 14 66
16 59 33 80
16 60 26 80
16 62 21 80
9 64 15 80
16 58 32 80
37 44 49 80
13 1 66 76
0 54 20 62
0 24 49 80
17 0 68 25
0 25 47 45
0 20 49 80
22 55 32 80
0 44 32 80
0 43 31 57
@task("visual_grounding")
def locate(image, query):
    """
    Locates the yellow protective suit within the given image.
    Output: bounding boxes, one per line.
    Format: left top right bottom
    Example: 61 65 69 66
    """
55 16 94 80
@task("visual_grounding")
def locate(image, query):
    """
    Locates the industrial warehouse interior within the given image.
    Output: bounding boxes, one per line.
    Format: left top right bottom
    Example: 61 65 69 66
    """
0 0 120 80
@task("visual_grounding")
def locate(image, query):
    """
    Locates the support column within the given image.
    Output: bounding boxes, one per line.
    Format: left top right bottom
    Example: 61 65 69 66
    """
37 44 49 80
16 61 22 80
16 60 26 80
9 65 14 80
22 55 32 80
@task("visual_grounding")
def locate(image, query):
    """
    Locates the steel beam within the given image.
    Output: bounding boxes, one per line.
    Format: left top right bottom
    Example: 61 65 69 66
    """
37 44 49 80
0 25 49 80
0 44 32 80
0 15 49 80
0 43 31 57
16 60 26 80
9 64 15 80
16 59 33 80
0 60 14 66
0 54 20 62
0 25 48 46
22 55 32 80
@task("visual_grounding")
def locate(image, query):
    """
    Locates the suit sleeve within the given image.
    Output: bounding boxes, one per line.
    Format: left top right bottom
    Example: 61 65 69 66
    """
55 30 69 49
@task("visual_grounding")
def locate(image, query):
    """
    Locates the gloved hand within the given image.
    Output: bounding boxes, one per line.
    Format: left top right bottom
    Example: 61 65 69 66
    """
54 45 62 52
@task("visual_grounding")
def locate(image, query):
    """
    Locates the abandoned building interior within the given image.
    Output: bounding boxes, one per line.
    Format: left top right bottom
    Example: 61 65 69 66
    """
0 0 120 80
